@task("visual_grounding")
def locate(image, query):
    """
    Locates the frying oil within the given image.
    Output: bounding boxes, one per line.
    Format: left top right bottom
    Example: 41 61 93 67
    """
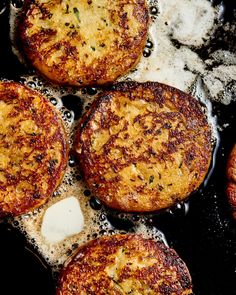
8 0 235 273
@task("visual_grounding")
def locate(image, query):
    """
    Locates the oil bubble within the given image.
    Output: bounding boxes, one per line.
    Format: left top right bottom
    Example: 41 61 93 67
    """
11 0 23 9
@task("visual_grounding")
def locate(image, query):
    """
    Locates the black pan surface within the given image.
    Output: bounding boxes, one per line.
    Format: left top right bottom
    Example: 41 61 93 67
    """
0 1 235 294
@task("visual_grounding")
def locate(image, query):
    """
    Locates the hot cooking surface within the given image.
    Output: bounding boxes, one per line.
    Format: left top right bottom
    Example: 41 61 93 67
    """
0 1 235 294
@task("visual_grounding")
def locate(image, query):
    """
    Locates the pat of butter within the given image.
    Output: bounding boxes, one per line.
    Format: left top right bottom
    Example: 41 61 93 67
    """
41 197 84 243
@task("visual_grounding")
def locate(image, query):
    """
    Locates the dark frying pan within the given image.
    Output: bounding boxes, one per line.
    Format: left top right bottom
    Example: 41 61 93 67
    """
0 1 235 294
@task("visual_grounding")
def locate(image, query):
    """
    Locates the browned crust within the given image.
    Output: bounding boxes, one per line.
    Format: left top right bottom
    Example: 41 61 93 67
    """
19 0 149 87
226 144 236 219
0 82 68 217
57 234 193 294
75 81 213 212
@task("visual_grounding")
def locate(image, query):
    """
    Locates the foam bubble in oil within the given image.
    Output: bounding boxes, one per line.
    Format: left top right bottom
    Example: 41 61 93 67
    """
123 0 236 105
0 2 7 15
7 0 235 273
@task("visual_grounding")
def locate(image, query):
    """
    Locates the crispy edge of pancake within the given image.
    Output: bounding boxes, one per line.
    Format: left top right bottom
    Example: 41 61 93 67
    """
0 81 69 217
56 234 193 295
18 0 149 87
75 81 213 212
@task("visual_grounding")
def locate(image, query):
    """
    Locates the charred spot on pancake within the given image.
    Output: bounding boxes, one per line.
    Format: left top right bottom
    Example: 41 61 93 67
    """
0 82 68 217
19 0 149 86
57 234 193 295
226 144 236 219
75 81 213 212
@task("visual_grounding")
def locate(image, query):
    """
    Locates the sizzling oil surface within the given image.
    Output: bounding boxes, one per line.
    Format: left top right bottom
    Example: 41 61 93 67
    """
7 0 235 276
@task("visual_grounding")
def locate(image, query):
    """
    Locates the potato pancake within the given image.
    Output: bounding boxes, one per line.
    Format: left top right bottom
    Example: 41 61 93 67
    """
226 144 236 219
19 0 149 86
75 82 212 212
57 234 193 295
0 82 68 217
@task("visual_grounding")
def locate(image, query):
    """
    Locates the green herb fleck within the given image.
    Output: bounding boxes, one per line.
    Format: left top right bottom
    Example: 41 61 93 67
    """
91 46 96 51
73 7 80 22
149 175 154 184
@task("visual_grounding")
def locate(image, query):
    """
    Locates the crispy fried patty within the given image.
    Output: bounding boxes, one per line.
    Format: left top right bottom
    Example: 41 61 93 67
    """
19 0 149 86
226 144 236 219
0 82 68 217
57 234 193 295
75 82 212 212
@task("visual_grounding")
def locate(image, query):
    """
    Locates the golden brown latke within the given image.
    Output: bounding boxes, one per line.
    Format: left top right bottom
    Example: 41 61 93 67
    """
19 0 149 87
75 81 213 212
0 82 68 217
57 234 193 295
226 144 236 219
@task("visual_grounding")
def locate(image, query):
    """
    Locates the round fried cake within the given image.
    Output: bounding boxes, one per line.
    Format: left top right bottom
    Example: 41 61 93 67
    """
75 82 212 212
226 144 236 219
57 234 193 295
0 82 68 217
19 0 149 86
